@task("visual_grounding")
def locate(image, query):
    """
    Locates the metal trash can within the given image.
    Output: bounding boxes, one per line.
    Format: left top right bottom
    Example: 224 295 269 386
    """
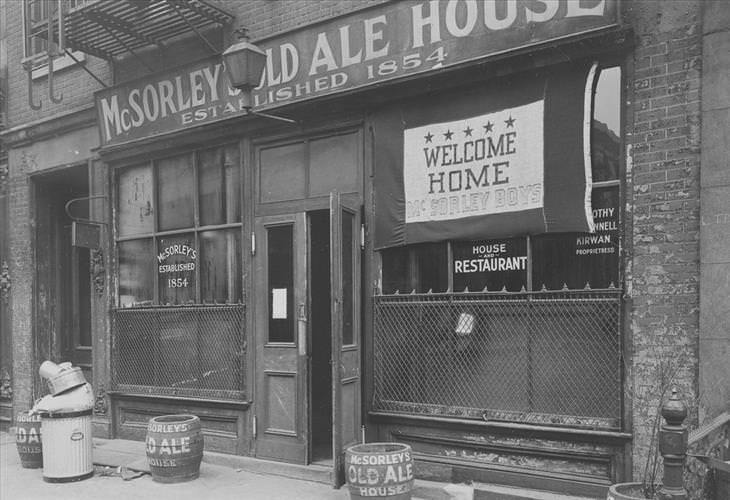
34 382 95 482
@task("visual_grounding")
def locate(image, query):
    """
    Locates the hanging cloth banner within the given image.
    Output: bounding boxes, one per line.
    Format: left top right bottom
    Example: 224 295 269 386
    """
373 62 598 249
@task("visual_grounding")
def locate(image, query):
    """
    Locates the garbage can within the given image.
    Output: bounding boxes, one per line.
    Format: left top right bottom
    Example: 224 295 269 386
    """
34 382 95 482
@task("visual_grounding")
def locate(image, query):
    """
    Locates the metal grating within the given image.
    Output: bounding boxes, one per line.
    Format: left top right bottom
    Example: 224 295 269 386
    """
372 289 623 430
35 0 233 60
111 304 245 401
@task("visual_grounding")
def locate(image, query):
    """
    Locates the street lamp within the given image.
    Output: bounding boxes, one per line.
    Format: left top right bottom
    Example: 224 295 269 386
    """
221 28 297 124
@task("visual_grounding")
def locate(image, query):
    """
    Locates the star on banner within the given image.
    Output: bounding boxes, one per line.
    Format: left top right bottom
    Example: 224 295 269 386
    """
443 129 454 141
505 115 516 128
463 126 473 137
483 121 494 133
424 132 434 143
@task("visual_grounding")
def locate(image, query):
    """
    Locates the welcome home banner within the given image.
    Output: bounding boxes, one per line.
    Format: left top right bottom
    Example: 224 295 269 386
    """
373 62 597 248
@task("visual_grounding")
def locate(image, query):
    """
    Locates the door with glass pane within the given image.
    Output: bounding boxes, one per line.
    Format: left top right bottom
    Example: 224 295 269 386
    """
253 213 309 463
330 192 361 485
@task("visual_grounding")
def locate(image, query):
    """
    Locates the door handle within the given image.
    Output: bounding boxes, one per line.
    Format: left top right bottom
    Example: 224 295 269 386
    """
298 303 307 356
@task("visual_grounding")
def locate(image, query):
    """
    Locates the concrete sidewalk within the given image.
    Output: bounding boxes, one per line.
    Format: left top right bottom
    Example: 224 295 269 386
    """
0 431 473 500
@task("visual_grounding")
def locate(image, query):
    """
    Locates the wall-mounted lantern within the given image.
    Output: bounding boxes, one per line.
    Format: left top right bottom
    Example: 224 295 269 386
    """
221 28 266 111
221 28 297 124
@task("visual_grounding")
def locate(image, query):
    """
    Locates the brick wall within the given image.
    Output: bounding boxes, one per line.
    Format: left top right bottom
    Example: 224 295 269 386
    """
7 149 34 413
626 0 702 478
222 0 388 41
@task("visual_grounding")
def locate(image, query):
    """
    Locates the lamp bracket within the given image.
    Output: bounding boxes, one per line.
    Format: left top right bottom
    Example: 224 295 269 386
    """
249 110 298 125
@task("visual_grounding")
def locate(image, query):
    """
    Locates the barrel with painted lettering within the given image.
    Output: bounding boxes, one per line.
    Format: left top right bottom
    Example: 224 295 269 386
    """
146 414 204 483
345 442 414 500
15 411 43 468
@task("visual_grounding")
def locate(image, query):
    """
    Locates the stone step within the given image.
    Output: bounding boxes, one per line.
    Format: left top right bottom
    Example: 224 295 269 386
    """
473 482 602 500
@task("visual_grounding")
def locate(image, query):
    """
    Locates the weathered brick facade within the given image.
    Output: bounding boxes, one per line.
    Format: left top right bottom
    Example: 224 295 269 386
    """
1 0 728 495
625 0 704 478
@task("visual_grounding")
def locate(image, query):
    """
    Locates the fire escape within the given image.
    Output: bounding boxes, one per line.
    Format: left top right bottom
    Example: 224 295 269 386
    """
25 0 234 108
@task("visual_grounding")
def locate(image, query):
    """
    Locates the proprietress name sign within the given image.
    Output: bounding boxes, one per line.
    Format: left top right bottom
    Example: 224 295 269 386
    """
96 0 617 147
403 101 543 223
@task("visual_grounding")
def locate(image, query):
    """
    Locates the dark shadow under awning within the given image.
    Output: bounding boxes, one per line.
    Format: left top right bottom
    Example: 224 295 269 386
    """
39 0 234 60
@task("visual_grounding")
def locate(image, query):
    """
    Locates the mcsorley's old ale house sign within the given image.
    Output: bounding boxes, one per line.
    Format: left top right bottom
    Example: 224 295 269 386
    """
96 0 618 147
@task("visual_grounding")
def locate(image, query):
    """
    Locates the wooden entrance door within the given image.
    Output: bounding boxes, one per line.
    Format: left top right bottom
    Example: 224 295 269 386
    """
253 213 309 463
330 192 362 485
253 194 362 473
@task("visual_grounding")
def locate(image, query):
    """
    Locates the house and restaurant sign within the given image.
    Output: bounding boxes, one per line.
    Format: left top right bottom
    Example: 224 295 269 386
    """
452 238 528 292
95 0 618 147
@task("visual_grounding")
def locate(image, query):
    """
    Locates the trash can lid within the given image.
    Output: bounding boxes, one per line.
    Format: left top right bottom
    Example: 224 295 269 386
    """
32 383 94 414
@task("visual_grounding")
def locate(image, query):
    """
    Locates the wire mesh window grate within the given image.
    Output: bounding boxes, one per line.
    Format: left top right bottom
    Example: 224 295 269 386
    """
372 289 622 430
111 304 245 401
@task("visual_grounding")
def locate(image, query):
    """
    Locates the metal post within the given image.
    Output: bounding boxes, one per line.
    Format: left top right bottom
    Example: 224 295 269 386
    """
658 387 688 500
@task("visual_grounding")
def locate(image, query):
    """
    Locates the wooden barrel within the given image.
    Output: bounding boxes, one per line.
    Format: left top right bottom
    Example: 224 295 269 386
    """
15 411 43 469
145 414 204 483
345 443 414 500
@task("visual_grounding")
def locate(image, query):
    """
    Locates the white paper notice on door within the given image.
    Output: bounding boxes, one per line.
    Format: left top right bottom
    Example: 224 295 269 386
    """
272 288 287 319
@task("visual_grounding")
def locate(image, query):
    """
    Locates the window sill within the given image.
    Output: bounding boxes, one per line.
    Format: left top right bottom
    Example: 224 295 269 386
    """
23 51 86 80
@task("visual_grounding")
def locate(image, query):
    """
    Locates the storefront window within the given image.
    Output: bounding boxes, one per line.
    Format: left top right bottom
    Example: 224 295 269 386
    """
118 165 154 237
381 242 448 294
374 66 622 428
199 145 241 226
115 143 242 307
591 66 621 182
532 186 619 290
118 239 153 307
157 154 194 231
199 229 241 303
113 145 244 401
532 65 621 290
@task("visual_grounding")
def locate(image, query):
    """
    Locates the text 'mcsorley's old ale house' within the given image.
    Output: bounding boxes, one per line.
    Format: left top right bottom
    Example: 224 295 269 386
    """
1 1 728 497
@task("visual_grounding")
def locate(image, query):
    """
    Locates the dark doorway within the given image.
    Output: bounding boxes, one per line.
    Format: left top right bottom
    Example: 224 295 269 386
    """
309 210 332 463
33 165 92 394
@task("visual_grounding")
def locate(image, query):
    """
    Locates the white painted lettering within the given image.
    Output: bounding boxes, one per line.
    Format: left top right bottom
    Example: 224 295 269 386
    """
339 25 362 67
364 15 390 60
525 0 559 22
189 70 206 107
484 0 517 30
157 80 177 117
309 32 338 75
445 0 478 37
411 1 441 48
202 64 221 101
567 0 606 17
